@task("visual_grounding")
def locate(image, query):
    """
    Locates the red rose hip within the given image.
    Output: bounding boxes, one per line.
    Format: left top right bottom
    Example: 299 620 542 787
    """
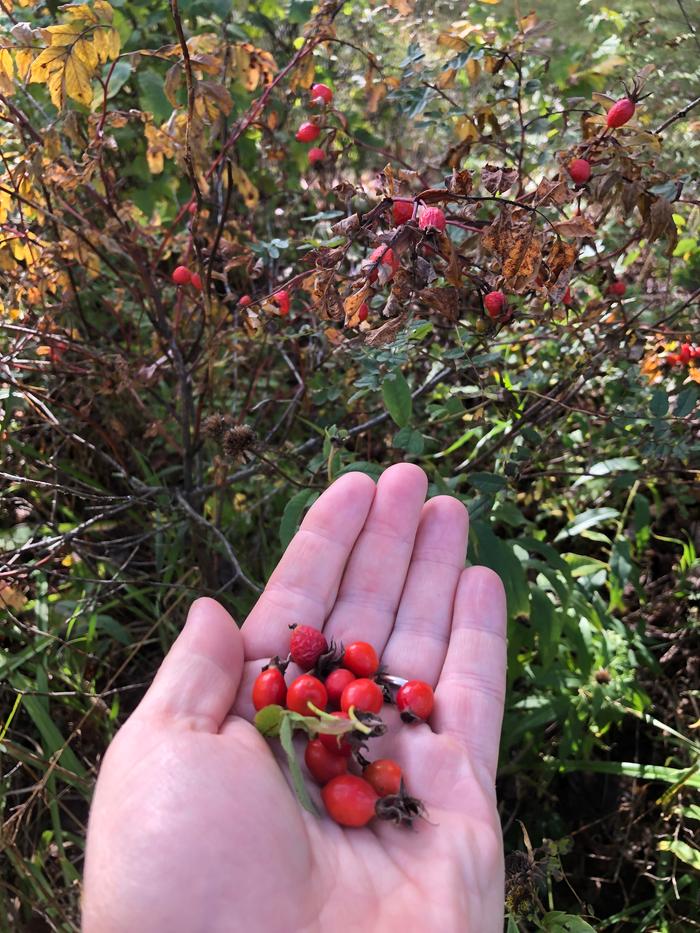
340 678 383 714
274 289 290 315
287 674 327 715
322 774 379 827
305 738 348 784
295 121 320 143
289 624 328 669
364 759 402 797
484 290 506 318
190 272 203 291
172 265 191 286
308 147 325 164
568 158 591 185
606 97 635 129
343 642 379 678
396 679 434 722
606 281 626 298
252 667 287 711
418 206 447 232
238 294 252 307
325 668 355 706
311 83 333 105
368 246 399 283
392 198 414 225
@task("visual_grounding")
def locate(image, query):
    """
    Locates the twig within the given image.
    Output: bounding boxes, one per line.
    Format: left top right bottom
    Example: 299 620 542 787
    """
654 96 700 135
176 492 261 593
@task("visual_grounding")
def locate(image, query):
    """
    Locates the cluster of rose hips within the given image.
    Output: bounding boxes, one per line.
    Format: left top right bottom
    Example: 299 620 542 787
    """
253 623 433 828
171 266 290 317
295 82 334 167
665 343 699 368
172 264 203 292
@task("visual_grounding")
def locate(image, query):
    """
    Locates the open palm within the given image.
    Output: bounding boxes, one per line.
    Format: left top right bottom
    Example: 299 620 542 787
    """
84 464 507 933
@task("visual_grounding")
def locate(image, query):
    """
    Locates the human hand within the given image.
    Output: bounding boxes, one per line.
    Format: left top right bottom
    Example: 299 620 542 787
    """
83 463 507 932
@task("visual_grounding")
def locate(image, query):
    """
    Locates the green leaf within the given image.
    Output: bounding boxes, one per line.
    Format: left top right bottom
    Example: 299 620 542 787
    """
556 759 700 788
254 704 284 736
393 426 424 454
138 70 173 123
279 488 316 549
468 471 508 493
279 713 320 816
382 370 412 428
650 388 669 418
337 461 384 480
675 384 698 418
555 507 619 542
658 839 700 871
541 912 597 933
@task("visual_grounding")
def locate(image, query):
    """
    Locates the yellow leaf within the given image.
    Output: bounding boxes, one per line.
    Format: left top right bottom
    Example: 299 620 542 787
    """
231 164 259 209
30 45 67 82
455 115 478 142
74 36 98 69
45 23 84 46
466 58 481 84
64 48 94 106
92 26 120 63
62 3 100 23
15 49 35 81
0 48 13 95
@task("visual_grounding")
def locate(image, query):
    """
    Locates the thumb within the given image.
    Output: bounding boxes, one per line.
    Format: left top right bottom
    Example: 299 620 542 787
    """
136 597 243 732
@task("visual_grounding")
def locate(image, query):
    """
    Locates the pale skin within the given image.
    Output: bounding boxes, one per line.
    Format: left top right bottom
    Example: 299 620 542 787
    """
83 463 508 933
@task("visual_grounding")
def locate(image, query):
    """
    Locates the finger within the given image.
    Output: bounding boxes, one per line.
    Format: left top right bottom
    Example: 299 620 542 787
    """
433 566 507 783
242 471 376 660
381 496 468 685
323 463 428 649
136 597 244 733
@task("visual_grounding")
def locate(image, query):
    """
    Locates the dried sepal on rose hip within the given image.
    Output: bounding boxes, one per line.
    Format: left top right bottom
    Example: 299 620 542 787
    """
375 781 427 827
396 680 434 722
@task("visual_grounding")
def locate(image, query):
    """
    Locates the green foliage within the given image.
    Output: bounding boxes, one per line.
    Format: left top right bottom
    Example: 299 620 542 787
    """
1 0 699 929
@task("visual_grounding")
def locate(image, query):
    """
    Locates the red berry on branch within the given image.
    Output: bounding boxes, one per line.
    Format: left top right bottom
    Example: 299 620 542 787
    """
322 774 379 827
396 680 434 722
563 286 573 306
289 624 328 669
364 759 402 797
305 738 348 784
606 281 626 298
238 294 252 307
568 158 591 185
358 303 369 323
274 289 291 315
343 642 379 678
666 353 681 366
310 83 333 105
319 711 353 756
484 290 506 318
187 202 197 215
308 147 325 164
295 121 320 143
340 677 383 714
286 674 328 715
190 272 203 292
325 668 355 707
368 245 400 283
606 97 636 129
392 198 414 225
418 206 447 233
172 265 191 286
679 343 692 364
252 667 287 711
